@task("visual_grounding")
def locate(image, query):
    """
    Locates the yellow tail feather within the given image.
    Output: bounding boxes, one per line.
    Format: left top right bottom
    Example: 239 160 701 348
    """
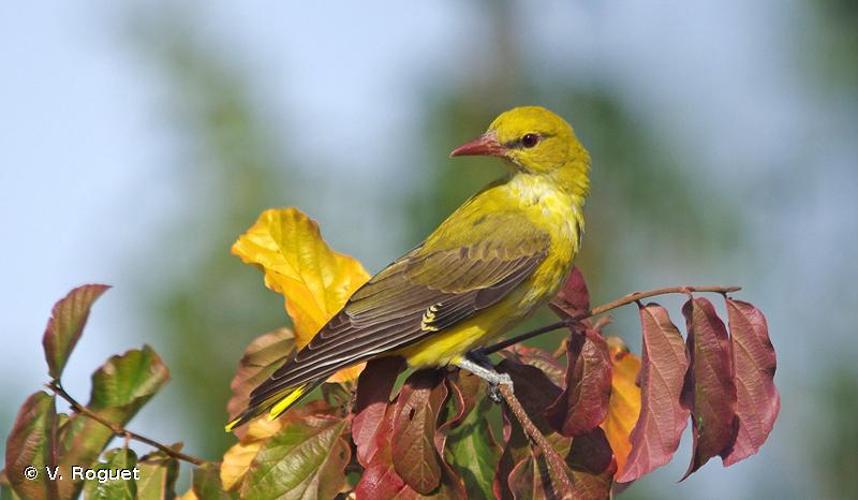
224 382 312 432
268 384 308 420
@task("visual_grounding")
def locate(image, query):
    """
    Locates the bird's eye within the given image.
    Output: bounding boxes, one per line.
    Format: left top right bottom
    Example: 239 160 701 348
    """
521 133 539 148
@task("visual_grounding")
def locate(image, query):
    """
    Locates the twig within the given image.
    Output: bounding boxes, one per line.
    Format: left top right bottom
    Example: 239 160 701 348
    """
483 284 740 354
47 381 206 466
497 384 574 492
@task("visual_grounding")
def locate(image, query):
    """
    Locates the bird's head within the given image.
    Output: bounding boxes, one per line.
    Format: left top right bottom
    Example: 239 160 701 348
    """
450 106 590 194
451 106 589 173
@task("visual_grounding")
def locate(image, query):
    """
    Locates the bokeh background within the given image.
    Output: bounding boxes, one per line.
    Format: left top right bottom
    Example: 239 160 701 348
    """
2 1 857 498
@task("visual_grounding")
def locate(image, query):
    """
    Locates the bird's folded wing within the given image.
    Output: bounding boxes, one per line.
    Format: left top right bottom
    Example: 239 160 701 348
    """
248 213 550 404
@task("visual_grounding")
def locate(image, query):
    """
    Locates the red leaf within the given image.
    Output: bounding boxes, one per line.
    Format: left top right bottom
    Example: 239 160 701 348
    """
356 450 408 498
723 299 780 466
356 382 466 499
391 370 449 495
355 403 403 498
352 357 405 467
616 303 690 483
545 330 612 437
681 297 738 478
42 284 110 380
550 267 590 319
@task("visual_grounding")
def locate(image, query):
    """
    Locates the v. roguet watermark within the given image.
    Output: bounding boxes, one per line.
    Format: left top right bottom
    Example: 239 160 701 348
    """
22 465 140 484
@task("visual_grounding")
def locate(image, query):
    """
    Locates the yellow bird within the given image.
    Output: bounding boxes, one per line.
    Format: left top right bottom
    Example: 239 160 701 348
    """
227 106 590 431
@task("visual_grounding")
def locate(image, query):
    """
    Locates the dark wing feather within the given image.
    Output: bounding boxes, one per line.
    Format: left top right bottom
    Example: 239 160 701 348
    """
247 218 550 407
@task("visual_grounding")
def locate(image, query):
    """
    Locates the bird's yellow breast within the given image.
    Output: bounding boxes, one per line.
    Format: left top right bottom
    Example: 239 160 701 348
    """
399 174 584 367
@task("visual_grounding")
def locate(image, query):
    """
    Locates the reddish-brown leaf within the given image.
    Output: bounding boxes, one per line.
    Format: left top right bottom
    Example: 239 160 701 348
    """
226 328 296 440
391 370 449 495
567 427 615 477
356 457 409 498
494 357 614 499
42 284 110 380
723 299 779 466
497 359 562 434
616 303 690 483
566 427 617 498
356 395 466 499
358 453 465 500
506 452 556 500
681 297 738 478
503 428 614 500
352 356 405 467
501 344 566 387
545 330 612 437
441 370 482 431
494 400 532 500
549 267 590 319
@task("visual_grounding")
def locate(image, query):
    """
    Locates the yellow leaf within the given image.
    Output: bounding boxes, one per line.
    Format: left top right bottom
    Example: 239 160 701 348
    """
221 442 260 492
602 336 642 478
233 208 371 380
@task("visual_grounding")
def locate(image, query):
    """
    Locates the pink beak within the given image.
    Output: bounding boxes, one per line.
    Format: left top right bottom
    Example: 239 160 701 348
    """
449 132 506 158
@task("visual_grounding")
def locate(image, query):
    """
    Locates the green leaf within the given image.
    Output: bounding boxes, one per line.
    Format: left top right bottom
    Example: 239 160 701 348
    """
83 448 138 500
42 284 110 380
136 450 179 500
192 462 235 500
241 413 350 499
446 396 499 500
88 345 171 412
3 392 57 500
56 346 169 498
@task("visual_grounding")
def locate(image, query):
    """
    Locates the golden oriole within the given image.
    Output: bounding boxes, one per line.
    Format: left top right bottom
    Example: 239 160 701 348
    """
227 106 590 431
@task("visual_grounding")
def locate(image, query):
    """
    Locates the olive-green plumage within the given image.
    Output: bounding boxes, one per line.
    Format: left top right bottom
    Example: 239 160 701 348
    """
227 106 590 431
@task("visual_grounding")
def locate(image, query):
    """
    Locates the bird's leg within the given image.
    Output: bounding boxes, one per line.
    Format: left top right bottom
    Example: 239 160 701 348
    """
454 350 513 404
